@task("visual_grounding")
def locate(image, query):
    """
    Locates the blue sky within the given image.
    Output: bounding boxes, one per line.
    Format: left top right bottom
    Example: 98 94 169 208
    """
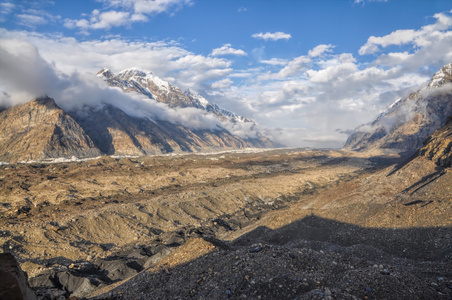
0 0 452 147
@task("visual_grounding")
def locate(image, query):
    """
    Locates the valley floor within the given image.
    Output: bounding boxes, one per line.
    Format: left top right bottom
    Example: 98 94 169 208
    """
0 148 450 299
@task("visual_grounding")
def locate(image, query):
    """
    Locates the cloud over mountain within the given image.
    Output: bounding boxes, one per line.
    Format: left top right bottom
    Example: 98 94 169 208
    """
0 38 263 140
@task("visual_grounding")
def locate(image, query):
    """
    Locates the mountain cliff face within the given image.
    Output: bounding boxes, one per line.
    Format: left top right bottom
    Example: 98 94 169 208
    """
97 68 252 123
0 97 101 162
344 63 452 152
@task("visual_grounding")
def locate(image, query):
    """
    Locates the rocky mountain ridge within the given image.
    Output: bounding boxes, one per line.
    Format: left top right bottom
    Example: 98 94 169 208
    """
97 68 252 123
344 62 452 152
0 97 274 163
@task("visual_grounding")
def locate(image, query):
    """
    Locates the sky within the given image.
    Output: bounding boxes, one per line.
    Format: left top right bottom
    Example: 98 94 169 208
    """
0 0 451 148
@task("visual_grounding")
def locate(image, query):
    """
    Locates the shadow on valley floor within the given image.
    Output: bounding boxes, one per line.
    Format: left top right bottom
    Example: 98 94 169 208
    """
92 214 452 300
231 214 452 261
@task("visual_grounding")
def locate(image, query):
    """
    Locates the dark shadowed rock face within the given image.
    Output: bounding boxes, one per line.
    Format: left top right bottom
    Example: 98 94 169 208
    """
0 253 37 300
0 97 101 163
344 62 452 152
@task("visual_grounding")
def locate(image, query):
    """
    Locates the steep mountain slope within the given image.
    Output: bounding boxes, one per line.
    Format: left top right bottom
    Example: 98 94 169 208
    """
97 68 252 123
418 115 452 167
0 97 101 162
344 62 452 152
69 104 260 156
0 96 273 163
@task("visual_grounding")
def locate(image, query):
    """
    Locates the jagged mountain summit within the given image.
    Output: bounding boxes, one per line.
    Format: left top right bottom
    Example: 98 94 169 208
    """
97 68 251 123
344 62 452 152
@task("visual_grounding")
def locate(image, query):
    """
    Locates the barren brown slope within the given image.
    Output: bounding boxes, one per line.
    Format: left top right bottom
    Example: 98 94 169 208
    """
69 104 269 157
0 97 101 163
419 115 452 167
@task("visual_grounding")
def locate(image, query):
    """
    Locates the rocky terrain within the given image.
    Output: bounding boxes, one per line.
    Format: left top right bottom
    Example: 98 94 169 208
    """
0 131 451 299
345 62 452 152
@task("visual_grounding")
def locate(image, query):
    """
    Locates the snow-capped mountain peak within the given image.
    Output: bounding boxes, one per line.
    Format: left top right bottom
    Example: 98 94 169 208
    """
428 62 452 89
97 67 253 124
97 68 114 79
184 89 210 109
117 68 170 92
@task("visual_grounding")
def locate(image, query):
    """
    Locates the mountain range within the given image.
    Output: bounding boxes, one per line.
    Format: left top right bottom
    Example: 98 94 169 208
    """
1 62 451 163
0 68 274 163
344 62 452 152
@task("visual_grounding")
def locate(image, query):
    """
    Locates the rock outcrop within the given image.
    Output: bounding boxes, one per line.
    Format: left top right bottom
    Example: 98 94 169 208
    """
344 62 452 152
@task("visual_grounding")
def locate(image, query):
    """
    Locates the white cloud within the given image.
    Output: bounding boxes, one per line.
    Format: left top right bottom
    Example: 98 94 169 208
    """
251 32 292 41
14 8 60 28
211 44 247 57
16 14 47 27
276 55 311 78
308 44 334 57
103 0 193 15
0 2 16 15
306 62 358 83
359 11 452 55
260 58 288 66
238 6 247 13
64 0 192 32
0 29 234 94
1 10 451 149
0 38 255 138
211 78 232 89
64 10 130 30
